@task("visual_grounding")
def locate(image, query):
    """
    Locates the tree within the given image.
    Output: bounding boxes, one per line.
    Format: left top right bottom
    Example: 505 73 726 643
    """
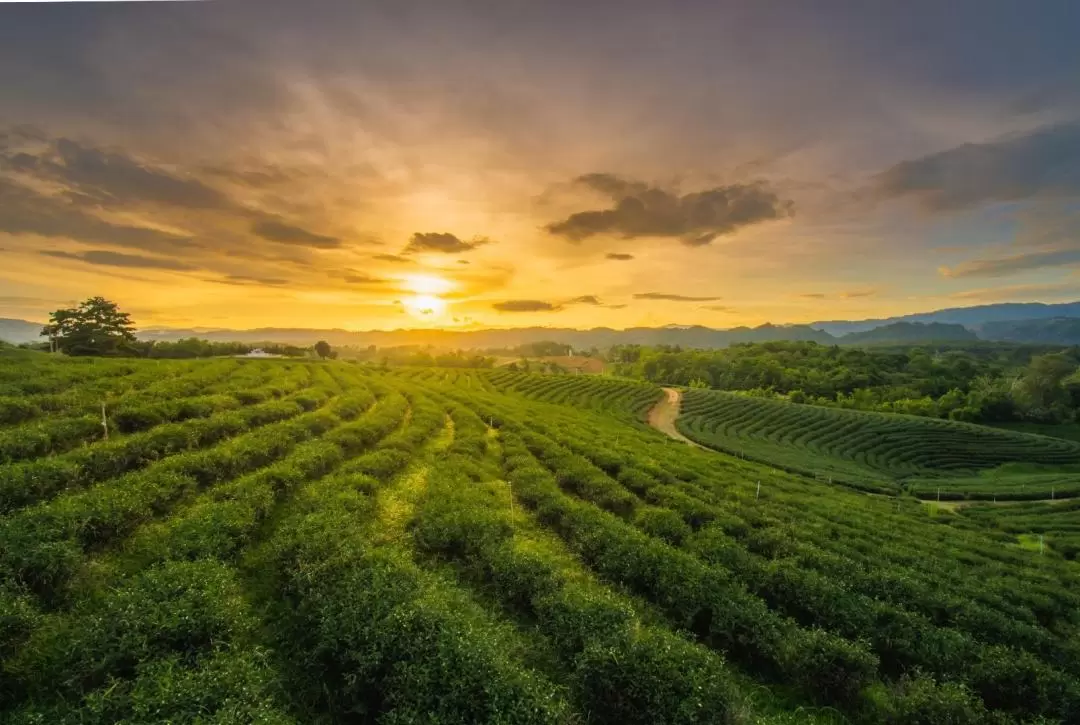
314 340 332 359
41 297 137 356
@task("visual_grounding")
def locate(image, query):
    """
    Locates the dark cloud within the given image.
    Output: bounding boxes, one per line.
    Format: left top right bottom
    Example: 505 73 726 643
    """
700 304 733 312
939 248 1080 278
201 163 297 188
404 231 492 254
456 259 470 265
7 136 235 211
338 271 387 285
0 178 195 253
492 300 561 312
39 249 196 271
633 292 723 302
216 275 290 286
547 173 793 245
606 252 634 261
569 295 602 305
374 253 410 263
874 122 1080 211
799 289 877 300
251 219 340 248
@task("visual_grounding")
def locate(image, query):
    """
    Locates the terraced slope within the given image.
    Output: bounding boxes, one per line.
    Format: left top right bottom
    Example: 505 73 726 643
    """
2 355 1078 724
678 389 1080 498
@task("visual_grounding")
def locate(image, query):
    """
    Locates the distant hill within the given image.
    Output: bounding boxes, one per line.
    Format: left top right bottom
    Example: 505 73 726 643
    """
838 322 978 345
136 323 835 349
812 301 1080 336
5 298 1080 350
0 318 43 345
978 317 1080 345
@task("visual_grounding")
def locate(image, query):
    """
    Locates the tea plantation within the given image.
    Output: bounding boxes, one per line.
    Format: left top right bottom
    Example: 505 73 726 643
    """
1 352 1078 724
678 388 1080 500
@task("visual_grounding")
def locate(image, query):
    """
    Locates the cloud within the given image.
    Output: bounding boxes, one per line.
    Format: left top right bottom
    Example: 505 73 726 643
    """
251 219 340 248
215 275 290 286
949 282 1080 302
939 248 1080 278
605 252 634 260
6 136 235 211
874 122 1080 211
456 259 470 265
633 292 724 302
569 295 602 305
338 271 386 285
700 304 733 312
404 231 491 254
39 249 196 271
799 289 877 300
547 173 793 245
0 178 195 253
492 299 561 312
373 253 410 263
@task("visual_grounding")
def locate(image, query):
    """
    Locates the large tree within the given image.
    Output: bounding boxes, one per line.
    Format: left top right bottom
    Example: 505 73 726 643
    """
41 297 138 356
314 340 332 359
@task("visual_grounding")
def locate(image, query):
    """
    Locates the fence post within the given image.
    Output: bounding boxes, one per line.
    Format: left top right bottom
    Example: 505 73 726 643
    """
101 402 109 441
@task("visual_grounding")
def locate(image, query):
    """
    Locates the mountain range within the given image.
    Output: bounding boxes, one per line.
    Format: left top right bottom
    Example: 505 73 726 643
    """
5 300 1080 349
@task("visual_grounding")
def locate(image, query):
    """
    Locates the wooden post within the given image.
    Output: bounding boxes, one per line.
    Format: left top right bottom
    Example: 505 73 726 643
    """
756 480 760 500
508 480 515 525
101 402 109 441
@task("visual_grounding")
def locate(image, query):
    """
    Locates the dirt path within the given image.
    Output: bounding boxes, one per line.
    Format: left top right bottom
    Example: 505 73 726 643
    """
647 388 705 449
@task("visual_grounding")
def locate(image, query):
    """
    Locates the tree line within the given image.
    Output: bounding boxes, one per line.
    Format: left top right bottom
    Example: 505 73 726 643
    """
32 297 334 360
609 341 1080 424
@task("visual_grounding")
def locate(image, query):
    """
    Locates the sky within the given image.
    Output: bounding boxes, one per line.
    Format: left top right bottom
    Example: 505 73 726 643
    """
2 0 1080 331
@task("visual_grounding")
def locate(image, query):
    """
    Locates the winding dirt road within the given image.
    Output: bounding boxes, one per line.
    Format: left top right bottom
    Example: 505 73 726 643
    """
647 387 705 449
646 388 1073 506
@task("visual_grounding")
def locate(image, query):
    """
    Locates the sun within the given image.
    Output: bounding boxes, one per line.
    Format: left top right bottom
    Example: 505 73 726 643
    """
398 274 453 321
403 273 454 296
402 294 447 319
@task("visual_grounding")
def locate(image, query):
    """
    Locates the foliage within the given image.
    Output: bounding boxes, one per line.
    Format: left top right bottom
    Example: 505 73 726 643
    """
41 297 137 357
612 341 1080 425
1 356 1078 724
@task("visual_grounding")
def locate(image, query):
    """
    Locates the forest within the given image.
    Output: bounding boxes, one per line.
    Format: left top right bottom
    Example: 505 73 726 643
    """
609 341 1080 424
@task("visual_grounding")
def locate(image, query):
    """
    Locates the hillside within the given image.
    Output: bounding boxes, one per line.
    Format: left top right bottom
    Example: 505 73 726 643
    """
0 319 42 345
677 388 1080 498
978 317 1080 345
7 300 1080 349
837 321 977 345
1 354 1078 723
812 300 1080 336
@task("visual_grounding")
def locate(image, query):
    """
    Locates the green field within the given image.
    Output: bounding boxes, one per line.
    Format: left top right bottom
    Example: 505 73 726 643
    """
2 352 1079 724
678 389 1080 500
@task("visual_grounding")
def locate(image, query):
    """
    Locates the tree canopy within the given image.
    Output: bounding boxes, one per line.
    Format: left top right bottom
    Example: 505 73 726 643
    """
41 297 137 357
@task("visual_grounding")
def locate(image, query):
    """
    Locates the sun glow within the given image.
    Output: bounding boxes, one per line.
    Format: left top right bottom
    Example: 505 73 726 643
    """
403 273 454 296
402 293 447 319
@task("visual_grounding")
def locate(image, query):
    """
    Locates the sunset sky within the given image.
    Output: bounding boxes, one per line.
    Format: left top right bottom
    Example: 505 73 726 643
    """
2 1 1079 331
